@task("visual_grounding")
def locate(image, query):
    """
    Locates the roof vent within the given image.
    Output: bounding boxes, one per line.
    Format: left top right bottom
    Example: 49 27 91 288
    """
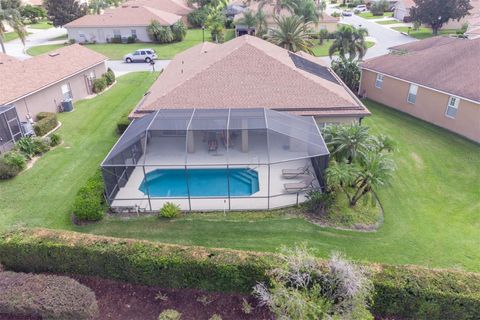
49 52 60 57
132 5 139 8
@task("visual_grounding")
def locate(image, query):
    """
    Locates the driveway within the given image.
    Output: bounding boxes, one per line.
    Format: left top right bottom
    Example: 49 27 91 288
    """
107 60 170 76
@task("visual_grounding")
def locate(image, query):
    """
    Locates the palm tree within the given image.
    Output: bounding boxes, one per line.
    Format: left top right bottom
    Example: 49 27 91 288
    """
266 15 314 54
255 8 268 36
237 10 257 35
328 24 369 60
331 56 361 92
0 8 27 53
289 0 324 24
326 124 373 163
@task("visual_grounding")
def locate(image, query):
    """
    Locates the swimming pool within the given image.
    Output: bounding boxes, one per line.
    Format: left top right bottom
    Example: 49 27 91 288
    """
139 168 259 197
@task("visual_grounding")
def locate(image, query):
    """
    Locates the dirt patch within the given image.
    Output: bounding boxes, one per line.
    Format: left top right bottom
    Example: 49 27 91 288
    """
70 275 273 320
410 152 424 169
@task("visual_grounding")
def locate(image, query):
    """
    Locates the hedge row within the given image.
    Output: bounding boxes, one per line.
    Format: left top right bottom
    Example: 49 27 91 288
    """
71 170 106 222
0 229 479 319
34 112 58 136
0 270 98 320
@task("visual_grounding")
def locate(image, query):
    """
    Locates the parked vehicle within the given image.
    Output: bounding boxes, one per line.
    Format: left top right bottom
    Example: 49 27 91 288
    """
342 10 353 16
355 5 367 12
123 49 157 63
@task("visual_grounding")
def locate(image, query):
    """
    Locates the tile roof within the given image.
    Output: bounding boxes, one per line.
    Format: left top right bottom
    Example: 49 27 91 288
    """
362 36 480 103
0 44 107 105
64 5 181 28
132 35 369 118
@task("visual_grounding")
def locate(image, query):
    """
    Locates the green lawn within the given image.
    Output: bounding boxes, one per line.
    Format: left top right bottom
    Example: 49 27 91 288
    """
376 20 400 25
0 79 479 271
311 40 375 57
27 20 53 29
0 72 159 231
2 32 20 42
393 26 462 39
358 12 393 19
27 29 235 59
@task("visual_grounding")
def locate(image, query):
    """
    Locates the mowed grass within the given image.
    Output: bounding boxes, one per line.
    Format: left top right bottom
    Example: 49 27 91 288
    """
311 40 375 57
0 72 159 231
393 26 462 39
2 32 20 42
27 20 53 29
81 100 480 271
376 19 400 25
358 12 393 19
27 29 235 59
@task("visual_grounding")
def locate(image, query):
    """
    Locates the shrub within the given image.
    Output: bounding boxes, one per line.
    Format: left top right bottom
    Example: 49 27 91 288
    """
159 202 181 219
0 271 98 320
171 21 187 42
0 151 27 179
187 7 209 28
15 136 39 158
127 36 136 43
158 309 182 320
104 68 116 86
158 26 174 43
34 112 58 136
117 115 131 134
370 0 389 15
305 191 335 216
32 137 51 154
71 170 106 222
50 132 62 146
93 77 107 93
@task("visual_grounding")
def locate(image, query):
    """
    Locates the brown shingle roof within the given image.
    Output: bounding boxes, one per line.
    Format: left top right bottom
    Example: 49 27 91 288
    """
123 0 193 16
64 6 181 28
132 35 369 118
362 36 480 103
0 44 107 105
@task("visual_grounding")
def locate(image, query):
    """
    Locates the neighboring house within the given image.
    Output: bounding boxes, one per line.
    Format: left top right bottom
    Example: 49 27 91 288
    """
131 35 370 126
0 44 107 124
64 5 182 43
360 36 480 142
393 0 414 22
233 1 339 36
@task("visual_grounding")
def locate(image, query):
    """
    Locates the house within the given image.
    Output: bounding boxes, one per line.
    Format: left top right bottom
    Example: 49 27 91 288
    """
360 36 480 142
233 1 339 36
64 5 182 43
393 0 414 22
0 44 107 124
131 35 370 126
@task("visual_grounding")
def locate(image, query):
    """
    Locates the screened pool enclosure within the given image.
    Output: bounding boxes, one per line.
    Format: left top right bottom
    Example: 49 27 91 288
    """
101 108 329 212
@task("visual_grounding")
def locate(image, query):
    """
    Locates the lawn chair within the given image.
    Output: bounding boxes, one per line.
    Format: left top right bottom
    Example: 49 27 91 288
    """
282 164 311 179
284 176 316 193
208 139 218 152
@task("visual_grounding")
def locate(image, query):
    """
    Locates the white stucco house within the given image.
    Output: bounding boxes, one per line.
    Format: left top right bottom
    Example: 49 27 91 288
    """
64 5 182 43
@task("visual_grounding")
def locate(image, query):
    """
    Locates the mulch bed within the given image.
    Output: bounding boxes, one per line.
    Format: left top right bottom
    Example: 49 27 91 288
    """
72 275 272 320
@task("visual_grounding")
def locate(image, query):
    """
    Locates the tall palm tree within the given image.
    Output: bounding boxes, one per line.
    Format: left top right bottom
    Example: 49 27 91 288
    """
326 124 373 163
255 8 268 36
237 9 257 35
266 15 314 54
289 0 324 24
328 24 369 60
0 8 27 54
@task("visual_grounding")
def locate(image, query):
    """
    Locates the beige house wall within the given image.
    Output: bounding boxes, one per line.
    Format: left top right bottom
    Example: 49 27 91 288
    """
12 63 106 122
360 70 480 142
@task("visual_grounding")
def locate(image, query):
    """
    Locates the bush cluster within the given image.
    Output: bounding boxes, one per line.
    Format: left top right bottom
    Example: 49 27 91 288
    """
34 112 58 136
0 229 479 319
93 69 116 93
71 170 106 222
148 20 187 43
159 202 181 219
116 115 131 135
0 271 98 320
188 7 209 27
104 68 116 86
14 136 50 159
0 151 27 179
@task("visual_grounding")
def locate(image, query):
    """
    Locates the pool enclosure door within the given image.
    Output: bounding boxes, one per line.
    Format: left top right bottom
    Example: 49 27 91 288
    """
0 105 23 154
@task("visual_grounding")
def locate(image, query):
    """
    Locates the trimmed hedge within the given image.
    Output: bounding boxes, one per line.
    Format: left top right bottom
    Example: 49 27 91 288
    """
34 112 58 136
116 115 131 134
0 229 479 319
0 271 98 320
71 170 106 222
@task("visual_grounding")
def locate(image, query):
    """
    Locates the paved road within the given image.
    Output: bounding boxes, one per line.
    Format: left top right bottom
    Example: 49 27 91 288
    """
107 60 170 76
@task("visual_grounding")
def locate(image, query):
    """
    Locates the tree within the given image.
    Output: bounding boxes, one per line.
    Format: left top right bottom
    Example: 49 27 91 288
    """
44 0 87 27
331 56 361 92
266 15 314 53
237 9 257 35
255 8 268 36
410 0 473 35
324 124 373 163
289 0 324 24
0 0 20 10
147 20 174 43
89 0 109 14
329 24 369 60
0 6 26 53
20 4 47 23
171 21 187 42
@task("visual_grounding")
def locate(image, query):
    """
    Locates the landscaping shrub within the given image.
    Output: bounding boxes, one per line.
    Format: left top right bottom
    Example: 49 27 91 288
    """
49 132 62 146
34 112 58 136
104 68 116 86
0 271 98 320
171 21 187 42
116 115 131 134
127 35 136 43
188 7 209 28
32 136 51 154
71 170 106 222
158 309 182 320
93 77 107 94
15 136 39 158
159 202 181 219
370 0 389 15
0 151 27 179
0 229 479 319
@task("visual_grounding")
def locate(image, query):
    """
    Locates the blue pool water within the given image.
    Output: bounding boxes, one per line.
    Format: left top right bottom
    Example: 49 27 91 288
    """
139 168 259 197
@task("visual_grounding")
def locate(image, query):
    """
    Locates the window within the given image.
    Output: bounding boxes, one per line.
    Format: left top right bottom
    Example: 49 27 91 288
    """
375 73 384 89
61 83 72 100
133 51 140 56
131 29 137 38
140 51 146 55
113 29 121 38
445 96 460 118
407 84 418 104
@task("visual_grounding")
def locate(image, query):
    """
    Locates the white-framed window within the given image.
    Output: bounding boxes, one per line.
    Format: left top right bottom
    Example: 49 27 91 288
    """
375 73 384 89
131 29 137 38
61 83 72 100
407 84 418 104
445 96 460 118
113 29 121 38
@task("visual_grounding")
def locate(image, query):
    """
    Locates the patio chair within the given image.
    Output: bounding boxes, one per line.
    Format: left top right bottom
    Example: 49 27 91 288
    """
208 138 218 152
282 164 311 179
284 176 316 193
